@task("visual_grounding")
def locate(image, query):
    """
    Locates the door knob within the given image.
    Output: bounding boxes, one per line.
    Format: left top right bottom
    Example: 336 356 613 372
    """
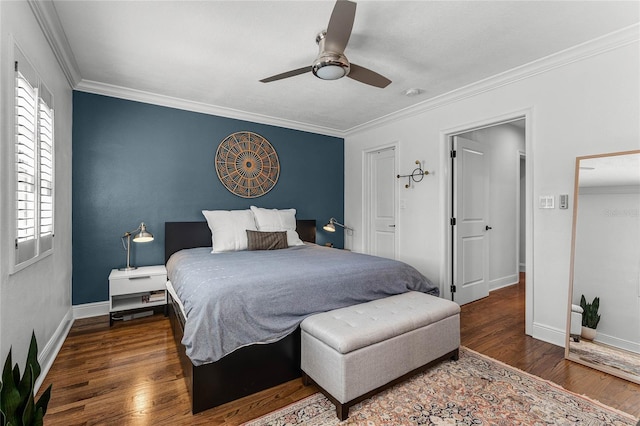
388 224 396 228
485 226 492 230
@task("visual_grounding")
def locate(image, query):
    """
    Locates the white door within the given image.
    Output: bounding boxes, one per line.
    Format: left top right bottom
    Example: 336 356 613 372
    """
368 147 396 259
453 136 490 304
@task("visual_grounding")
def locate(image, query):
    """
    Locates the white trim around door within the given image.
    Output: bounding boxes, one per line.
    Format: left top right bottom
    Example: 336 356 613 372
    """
439 109 534 336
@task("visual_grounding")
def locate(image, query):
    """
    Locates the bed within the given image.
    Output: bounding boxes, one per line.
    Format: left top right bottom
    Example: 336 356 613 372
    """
165 220 439 414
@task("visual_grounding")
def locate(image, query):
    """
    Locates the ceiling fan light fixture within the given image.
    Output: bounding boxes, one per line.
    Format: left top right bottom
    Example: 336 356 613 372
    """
314 63 347 80
259 2 391 88
312 54 350 80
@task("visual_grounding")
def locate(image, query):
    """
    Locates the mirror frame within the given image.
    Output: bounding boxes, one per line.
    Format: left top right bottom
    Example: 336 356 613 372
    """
565 149 640 384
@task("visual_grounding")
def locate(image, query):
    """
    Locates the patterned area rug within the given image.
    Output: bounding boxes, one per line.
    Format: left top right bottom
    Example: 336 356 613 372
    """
243 347 638 426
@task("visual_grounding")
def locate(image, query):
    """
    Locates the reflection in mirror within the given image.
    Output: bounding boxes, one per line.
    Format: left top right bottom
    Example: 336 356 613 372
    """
566 150 640 384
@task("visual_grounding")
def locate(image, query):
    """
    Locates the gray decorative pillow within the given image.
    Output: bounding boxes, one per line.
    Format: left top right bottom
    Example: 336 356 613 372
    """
246 230 288 251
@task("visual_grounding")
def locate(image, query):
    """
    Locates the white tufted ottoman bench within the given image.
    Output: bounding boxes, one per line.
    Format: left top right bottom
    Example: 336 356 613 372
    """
300 291 460 420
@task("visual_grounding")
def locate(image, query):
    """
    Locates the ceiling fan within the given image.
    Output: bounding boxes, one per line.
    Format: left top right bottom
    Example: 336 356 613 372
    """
259 0 391 88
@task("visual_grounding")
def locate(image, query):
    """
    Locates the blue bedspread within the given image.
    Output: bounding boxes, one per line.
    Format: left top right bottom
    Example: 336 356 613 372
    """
166 244 439 365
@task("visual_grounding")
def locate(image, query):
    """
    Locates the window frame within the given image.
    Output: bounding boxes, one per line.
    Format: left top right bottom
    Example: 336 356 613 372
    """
12 44 55 273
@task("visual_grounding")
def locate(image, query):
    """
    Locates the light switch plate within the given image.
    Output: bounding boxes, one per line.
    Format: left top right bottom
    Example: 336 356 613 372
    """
559 194 569 209
539 195 555 209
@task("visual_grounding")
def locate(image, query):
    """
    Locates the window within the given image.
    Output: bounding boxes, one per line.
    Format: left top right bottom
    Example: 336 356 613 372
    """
14 46 54 267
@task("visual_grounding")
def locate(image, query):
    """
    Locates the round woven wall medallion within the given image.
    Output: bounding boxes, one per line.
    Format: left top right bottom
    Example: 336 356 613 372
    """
215 132 280 198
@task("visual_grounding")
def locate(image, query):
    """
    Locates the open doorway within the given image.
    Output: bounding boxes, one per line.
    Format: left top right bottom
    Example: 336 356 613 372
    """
447 118 527 305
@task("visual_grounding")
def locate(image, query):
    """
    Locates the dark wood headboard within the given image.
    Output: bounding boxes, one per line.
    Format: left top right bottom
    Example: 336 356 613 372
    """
164 220 316 264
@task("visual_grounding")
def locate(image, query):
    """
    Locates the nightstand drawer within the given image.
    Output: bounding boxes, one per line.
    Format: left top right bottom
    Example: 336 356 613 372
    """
110 274 166 296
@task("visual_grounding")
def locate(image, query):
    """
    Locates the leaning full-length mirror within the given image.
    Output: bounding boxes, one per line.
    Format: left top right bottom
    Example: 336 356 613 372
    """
566 150 640 384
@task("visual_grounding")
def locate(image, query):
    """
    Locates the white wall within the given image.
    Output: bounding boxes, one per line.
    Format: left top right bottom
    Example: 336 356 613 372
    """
460 123 525 290
573 186 640 353
0 1 73 382
345 34 639 347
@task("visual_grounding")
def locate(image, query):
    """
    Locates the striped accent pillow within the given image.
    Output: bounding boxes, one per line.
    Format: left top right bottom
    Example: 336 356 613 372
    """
246 230 288 251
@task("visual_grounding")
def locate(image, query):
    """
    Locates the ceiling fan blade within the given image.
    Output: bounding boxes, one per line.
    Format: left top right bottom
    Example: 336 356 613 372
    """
260 66 310 83
348 63 391 88
324 0 356 54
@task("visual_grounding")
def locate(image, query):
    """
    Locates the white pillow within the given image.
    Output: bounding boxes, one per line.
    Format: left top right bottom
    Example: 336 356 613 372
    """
202 209 257 253
250 206 305 246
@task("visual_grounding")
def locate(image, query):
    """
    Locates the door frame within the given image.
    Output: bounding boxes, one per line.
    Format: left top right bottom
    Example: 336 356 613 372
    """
517 150 526 275
362 142 399 257
440 109 534 336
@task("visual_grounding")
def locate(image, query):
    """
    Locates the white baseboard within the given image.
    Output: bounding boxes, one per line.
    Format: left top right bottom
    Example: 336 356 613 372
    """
594 332 640 354
73 301 110 319
35 308 73 393
34 302 110 393
532 322 566 348
489 274 519 291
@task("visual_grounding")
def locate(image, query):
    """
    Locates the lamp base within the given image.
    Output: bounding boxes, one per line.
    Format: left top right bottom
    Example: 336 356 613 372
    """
118 266 138 271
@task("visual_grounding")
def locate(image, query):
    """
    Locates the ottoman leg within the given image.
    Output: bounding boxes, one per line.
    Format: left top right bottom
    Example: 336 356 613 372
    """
336 403 349 421
302 371 311 386
451 348 460 361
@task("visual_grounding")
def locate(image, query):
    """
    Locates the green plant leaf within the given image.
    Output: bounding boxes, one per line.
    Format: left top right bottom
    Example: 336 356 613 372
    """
1 349 13 391
11 366 20 396
0 386 20 425
581 296 601 329
21 382 34 426
32 406 44 426
26 332 41 381
1 333 51 426
16 363 34 418
34 385 51 417
1 350 20 426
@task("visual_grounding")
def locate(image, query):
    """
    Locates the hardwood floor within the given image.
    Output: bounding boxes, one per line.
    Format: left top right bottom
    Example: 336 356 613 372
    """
39 277 640 425
461 275 640 418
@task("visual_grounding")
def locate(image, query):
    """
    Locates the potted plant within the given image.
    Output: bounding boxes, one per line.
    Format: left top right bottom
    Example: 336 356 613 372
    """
580 295 601 341
0 331 52 426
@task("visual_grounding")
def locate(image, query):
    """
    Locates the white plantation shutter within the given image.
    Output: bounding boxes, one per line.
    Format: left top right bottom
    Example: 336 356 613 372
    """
15 66 38 263
14 47 55 267
39 91 54 252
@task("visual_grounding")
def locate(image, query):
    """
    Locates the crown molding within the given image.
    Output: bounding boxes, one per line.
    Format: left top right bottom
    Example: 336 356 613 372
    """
344 23 640 136
28 0 81 87
74 79 345 138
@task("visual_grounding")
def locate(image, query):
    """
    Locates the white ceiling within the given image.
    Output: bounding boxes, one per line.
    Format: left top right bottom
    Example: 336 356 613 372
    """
50 1 639 135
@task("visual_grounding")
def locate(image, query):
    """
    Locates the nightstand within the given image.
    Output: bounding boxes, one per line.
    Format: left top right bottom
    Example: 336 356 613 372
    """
109 265 167 325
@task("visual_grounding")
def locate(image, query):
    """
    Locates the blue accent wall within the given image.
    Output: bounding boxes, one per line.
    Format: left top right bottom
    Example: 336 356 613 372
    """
72 92 344 305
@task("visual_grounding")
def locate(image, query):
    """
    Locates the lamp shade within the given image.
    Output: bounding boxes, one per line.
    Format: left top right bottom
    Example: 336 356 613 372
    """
323 217 353 234
133 223 154 243
323 221 336 232
120 222 154 271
